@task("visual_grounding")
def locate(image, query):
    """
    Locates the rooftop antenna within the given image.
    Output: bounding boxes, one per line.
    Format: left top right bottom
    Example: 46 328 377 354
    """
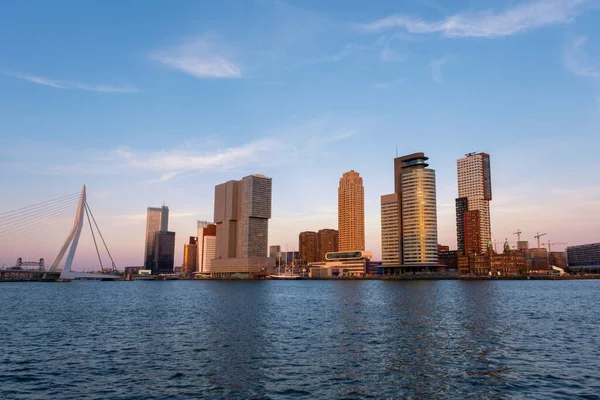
396 145 398 157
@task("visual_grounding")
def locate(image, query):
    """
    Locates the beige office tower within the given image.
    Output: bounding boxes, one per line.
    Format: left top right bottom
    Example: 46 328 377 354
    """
211 174 275 277
380 193 400 265
393 153 439 265
338 170 365 252
457 153 492 254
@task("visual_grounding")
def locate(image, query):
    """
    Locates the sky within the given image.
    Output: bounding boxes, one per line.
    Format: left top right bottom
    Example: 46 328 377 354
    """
1 0 599 268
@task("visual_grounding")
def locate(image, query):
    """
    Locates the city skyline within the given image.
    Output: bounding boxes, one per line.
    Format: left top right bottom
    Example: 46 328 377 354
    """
1 0 599 266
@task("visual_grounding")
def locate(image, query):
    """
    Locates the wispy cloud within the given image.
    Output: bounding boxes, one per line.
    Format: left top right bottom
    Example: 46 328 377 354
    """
563 35 600 79
114 137 284 181
430 56 449 82
379 46 404 62
150 35 241 78
362 0 590 38
4 72 137 92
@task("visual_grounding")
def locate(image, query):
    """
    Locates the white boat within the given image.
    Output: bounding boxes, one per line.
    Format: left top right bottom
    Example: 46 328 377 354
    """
269 247 301 279
269 272 301 280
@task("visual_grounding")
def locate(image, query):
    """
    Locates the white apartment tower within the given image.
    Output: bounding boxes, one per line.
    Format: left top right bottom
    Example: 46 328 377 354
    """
457 152 492 254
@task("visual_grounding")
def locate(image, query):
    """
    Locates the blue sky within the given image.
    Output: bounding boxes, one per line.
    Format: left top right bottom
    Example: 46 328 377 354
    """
1 0 599 268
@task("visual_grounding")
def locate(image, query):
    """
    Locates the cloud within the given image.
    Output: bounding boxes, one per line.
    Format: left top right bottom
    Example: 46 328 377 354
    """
150 35 241 78
113 137 285 181
563 35 600 79
362 0 589 38
4 72 137 92
430 56 449 82
379 46 404 62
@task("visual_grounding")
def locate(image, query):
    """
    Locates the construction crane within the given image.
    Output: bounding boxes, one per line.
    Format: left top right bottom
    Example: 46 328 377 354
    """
513 229 522 241
542 240 568 253
534 232 547 249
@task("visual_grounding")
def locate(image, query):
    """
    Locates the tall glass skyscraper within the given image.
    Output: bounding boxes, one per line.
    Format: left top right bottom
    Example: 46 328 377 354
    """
144 205 169 271
382 152 439 265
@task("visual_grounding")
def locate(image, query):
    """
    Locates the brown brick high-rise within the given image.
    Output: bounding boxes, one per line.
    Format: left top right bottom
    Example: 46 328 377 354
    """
299 231 318 263
317 229 338 261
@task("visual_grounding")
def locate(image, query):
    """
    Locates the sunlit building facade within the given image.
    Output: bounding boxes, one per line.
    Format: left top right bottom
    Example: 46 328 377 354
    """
338 171 365 252
380 193 400 265
457 152 492 254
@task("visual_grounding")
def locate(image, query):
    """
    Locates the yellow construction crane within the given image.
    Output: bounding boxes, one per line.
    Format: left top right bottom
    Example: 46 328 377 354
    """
534 232 547 249
542 240 568 253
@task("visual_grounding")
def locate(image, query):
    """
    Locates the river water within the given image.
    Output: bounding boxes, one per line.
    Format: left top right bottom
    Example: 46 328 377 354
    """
0 280 599 399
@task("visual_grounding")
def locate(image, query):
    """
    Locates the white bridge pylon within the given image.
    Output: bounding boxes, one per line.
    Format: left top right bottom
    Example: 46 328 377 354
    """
48 185 119 279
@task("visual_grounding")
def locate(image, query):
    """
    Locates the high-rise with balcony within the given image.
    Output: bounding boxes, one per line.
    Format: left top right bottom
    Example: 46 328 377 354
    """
387 153 438 265
211 174 275 277
380 193 400 265
144 205 169 271
338 171 365 252
456 152 492 255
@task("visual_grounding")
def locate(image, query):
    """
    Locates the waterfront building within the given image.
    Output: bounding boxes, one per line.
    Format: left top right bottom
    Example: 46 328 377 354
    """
394 153 439 265
154 231 176 274
566 243 600 267
211 174 275 278
317 229 339 262
438 250 459 270
338 171 365 252
144 205 169 271
549 252 567 269
456 152 492 254
182 236 198 275
197 221 216 273
529 248 549 271
458 241 525 276
380 193 400 265
309 251 372 278
299 231 319 263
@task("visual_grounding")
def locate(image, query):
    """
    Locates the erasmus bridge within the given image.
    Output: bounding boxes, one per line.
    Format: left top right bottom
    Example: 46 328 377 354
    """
0 185 120 281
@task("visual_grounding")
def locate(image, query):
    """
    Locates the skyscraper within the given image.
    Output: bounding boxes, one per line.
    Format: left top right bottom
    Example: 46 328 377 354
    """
385 153 438 265
456 152 492 254
198 223 216 273
211 174 275 277
154 231 175 274
338 170 365 252
183 236 198 275
380 193 400 265
144 205 169 270
317 229 338 261
299 231 318 263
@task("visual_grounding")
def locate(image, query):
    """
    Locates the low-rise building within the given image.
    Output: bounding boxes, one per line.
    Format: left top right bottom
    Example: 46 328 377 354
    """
566 243 600 267
309 251 372 278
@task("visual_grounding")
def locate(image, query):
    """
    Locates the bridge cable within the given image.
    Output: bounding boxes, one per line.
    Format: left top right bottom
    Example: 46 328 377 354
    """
84 202 104 272
0 192 79 219
85 201 117 273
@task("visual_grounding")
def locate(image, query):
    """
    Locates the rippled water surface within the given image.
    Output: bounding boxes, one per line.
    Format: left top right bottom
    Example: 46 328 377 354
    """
1 280 599 399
